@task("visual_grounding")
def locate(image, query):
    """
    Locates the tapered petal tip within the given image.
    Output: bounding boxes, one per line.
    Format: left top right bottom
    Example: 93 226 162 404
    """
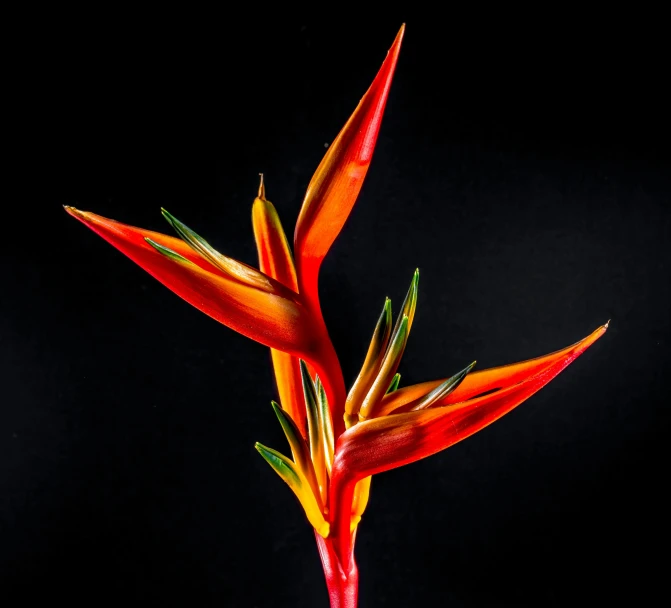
64 205 85 220
160 207 176 225
258 173 266 199
393 23 406 49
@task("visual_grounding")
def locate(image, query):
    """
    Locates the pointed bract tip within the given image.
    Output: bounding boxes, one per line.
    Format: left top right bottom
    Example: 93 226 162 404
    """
144 237 189 263
160 207 175 222
395 23 406 44
64 205 85 219
258 173 266 199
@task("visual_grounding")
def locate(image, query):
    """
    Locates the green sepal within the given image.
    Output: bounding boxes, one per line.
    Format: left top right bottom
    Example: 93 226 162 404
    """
411 361 477 411
144 238 192 264
161 208 274 291
300 360 326 500
161 208 224 264
254 442 302 487
359 315 409 419
390 269 419 340
300 360 320 447
255 441 330 538
270 401 322 506
367 297 393 365
315 376 335 475
386 373 401 394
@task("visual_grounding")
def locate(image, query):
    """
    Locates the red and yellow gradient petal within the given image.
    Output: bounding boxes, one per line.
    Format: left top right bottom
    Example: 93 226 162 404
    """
329 323 607 565
377 324 610 417
66 207 315 356
293 25 405 315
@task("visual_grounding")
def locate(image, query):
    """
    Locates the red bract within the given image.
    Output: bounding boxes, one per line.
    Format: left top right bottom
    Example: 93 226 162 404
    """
67 24 607 608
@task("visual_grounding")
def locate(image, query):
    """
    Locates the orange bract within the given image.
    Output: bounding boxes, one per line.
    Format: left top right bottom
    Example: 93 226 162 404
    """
294 25 405 316
65 207 314 357
252 179 307 437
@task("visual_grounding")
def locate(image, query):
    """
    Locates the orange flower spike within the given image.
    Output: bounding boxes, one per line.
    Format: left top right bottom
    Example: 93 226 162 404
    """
329 323 608 565
252 177 307 437
65 207 316 357
294 25 405 318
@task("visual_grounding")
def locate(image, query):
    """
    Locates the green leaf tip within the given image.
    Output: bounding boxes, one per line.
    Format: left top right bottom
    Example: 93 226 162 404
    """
386 373 401 394
410 360 477 412
144 237 191 263
254 442 301 484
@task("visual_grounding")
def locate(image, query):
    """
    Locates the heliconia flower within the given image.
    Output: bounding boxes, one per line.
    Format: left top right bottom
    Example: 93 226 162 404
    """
67 24 607 608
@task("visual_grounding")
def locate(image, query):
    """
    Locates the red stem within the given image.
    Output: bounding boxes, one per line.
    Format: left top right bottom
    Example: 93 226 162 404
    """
315 532 359 608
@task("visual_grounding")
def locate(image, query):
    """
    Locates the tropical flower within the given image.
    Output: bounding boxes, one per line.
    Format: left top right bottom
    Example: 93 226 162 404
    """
65 24 607 608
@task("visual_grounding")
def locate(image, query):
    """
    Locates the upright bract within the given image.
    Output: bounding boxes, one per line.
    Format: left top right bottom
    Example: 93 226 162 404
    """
66 24 607 608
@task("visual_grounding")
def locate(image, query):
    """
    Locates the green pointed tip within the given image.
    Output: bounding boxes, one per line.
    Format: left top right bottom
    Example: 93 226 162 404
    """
144 237 190 263
161 209 197 245
411 270 419 295
160 208 197 241
160 207 176 224
452 360 477 383
386 372 401 394
255 441 289 465
299 359 318 413
299 359 311 383
387 314 409 358
410 360 477 412
408 268 419 295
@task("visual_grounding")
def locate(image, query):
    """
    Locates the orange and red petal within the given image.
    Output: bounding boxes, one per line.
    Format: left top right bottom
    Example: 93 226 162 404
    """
378 324 609 417
329 323 607 563
66 207 315 356
293 25 405 312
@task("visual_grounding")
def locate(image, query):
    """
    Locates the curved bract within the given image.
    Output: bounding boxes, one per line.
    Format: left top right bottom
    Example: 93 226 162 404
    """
66 24 607 608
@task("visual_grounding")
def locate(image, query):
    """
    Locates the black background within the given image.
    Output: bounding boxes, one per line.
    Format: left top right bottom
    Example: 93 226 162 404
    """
3 10 670 607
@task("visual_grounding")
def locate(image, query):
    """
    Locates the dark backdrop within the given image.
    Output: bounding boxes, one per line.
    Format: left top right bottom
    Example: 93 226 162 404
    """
3 11 670 607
